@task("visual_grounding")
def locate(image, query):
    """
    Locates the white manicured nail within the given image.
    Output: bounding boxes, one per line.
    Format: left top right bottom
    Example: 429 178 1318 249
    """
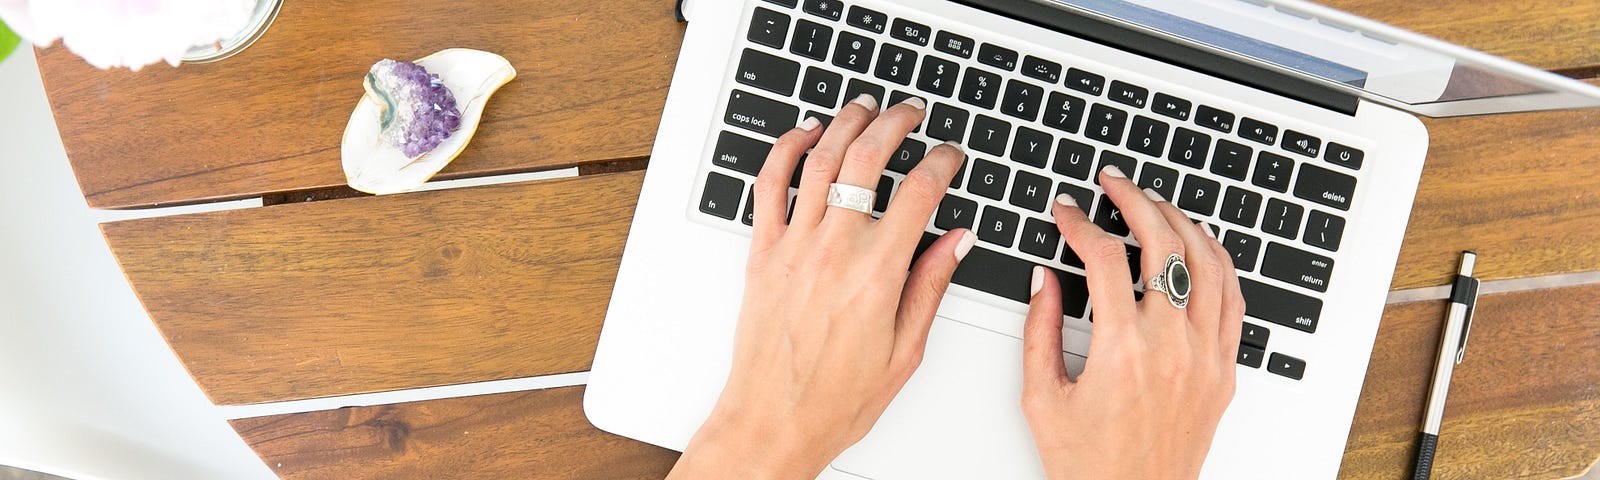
797 116 821 131
942 140 963 152
1143 188 1166 203
900 96 926 110
955 230 977 261
1030 266 1045 297
1102 165 1127 178
851 93 879 112
1055 194 1076 207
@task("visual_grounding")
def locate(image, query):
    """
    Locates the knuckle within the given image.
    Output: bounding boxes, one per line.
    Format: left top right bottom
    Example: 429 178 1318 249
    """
899 170 946 205
1086 237 1129 264
772 131 808 153
843 144 885 169
752 175 788 196
804 152 839 173
1150 234 1185 257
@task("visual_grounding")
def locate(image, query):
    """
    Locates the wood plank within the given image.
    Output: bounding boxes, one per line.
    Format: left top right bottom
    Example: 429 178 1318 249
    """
1322 1 1600 74
102 171 644 405
37 0 681 209
229 386 679 479
1339 283 1600 479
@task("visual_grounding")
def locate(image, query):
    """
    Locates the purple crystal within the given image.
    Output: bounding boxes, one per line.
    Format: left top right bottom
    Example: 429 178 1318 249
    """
366 59 463 158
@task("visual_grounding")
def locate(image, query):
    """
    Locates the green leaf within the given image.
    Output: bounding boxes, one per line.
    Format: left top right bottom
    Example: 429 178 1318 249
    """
0 19 20 65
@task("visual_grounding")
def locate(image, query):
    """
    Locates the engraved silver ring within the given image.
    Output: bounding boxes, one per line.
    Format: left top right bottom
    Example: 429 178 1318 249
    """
1148 253 1191 309
826 182 875 215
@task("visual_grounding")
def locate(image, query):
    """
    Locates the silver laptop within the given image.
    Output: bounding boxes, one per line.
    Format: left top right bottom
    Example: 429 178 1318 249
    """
585 0 1600 478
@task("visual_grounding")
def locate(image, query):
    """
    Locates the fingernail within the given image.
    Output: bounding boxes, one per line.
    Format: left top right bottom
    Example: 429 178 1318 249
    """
1202 222 1218 239
797 116 821 131
901 96 926 110
1102 165 1126 178
1030 266 1045 297
954 230 977 261
851 93 879 112
942 140 963 152
1143 188 1166 203
1055 194 1076 207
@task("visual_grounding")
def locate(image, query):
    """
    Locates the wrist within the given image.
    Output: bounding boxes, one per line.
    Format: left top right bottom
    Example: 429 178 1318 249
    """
669 405 836 479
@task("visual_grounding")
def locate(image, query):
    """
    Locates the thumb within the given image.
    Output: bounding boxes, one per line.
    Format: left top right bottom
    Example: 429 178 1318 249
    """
1023 266 1071 394
891 229 975 365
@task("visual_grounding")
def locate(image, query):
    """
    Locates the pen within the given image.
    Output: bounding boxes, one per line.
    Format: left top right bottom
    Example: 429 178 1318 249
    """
1412 251 1479 480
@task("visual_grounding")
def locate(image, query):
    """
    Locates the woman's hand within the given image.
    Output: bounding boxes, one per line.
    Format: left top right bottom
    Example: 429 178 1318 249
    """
1021 167 1245 480
668 94 974 480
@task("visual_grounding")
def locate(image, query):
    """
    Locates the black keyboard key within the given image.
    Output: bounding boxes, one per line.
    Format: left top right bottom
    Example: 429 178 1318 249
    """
725 89 799 138
1219 187 1262 228
1168 127 1210 169
805 110 833 130
887 91 925 133
934 30 975 58
748 8 791 49
1010 127 1052 169
711 131 773 177
1222 230 1261 271
891 18 931 46
875 43 917 86
927 103 969 142
1151 93 1191 121
1282 130 1321 157
700 172 744 220
1021 56 1062 83
741 189 756 226
1177 175 1221 216
978 43 1018 71
1042 92 1085 134
1000 80 1045 122
1085 104 1128 145
1108 80 1148 109
959 67 1002 109
843 78 886 110
1325 142 1364 170
790 20 833 61
845 5 886 33
1239 117 1278 145
1262 242 1334 293
1241 322 1271 349
1096 151 1137 186
1252 151 1294 193
791 155 807 188
1137 163 1179 200
762 0 797 7
1210 139 1252 181
1093 194 1130 236
1010 170 1053 212
951 155 968 189
1123 244 1142 284
803 0 842 21
1267 353 1306 380
874 175 893 213
1056 182 1094 216
968 159 1010 200
799 67 844 108
978 206 1021 247
832 31 875 74
916 55 959 97
1294 163 1357 211
923 235 1089 317
1020 217 1062 260
736 48 801 96
1065 68 1105 96
1240 278 1322 333
1262 198 1304 240
1127 115 1169 157
1237 344 1265 368
1195 105 1234 133
969 115 1011 156
935 194 979 231
887 137 927 174
1304 210 1346 252
1052 139 1095 181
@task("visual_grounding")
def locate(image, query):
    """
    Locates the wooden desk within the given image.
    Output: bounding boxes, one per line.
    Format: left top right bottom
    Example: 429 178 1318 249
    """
38 0 1600 478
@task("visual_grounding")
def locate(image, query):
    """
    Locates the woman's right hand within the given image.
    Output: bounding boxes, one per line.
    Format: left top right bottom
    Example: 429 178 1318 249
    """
1020 166 1245 480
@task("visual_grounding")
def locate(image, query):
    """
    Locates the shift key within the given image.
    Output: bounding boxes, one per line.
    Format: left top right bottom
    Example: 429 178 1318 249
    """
725 89 800 138
1239 278 1322 333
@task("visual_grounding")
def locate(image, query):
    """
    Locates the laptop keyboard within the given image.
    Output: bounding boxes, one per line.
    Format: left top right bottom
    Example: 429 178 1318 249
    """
693 0 1368 382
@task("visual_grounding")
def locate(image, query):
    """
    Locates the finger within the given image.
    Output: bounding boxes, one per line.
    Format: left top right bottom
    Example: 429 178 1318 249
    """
891 228 975 368
1211 232 1246 365
831 98 928 214
792 94 881 228
1052 194 1137 327
878 141 964 255
752 117 825 248
1096 167 1187 299
1022 266 1072 393
1151 201 1226 335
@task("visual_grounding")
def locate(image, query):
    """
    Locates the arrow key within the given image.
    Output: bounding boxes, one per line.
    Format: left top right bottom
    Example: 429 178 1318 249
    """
1267 353 1306 380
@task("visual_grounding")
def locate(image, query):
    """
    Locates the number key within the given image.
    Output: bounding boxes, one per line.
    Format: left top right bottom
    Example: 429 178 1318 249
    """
1000 80 1044 122
832 31 874 74
875 43 917 85
790 20 832 61
959 67 1002 109
917 55 959 97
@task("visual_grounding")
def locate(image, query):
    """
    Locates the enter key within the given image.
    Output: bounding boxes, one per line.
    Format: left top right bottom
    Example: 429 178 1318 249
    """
1261 242 1334 293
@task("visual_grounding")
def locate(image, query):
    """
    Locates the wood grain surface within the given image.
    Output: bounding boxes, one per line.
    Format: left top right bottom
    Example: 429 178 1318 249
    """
36 0 682 209
102 172 645 405
230 386 680 479
226 286 1599 479
1321 0 1600 75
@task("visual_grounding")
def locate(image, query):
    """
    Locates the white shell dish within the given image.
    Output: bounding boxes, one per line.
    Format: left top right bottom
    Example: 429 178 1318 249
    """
341 48 516 195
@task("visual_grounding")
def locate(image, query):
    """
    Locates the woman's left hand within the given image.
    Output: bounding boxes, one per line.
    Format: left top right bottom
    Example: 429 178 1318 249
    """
668 94 974 479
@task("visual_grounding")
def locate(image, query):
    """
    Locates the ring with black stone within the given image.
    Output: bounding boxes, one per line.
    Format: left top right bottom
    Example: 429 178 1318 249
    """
1147 253 1191 309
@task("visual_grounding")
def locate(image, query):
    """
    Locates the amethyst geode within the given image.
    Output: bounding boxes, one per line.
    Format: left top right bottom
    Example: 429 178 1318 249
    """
365 59 463 158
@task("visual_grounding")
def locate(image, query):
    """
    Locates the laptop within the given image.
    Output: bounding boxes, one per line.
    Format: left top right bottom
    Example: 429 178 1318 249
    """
585 0 1600 478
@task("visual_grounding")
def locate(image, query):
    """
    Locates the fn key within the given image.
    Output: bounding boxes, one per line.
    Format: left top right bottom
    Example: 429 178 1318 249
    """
700 172 744 220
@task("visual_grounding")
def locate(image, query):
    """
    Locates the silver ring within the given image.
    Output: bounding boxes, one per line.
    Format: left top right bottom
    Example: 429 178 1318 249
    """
826 182 875 215
1148 253 1191 309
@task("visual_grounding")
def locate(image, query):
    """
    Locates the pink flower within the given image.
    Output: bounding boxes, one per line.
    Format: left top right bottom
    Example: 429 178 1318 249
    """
0 0 256 70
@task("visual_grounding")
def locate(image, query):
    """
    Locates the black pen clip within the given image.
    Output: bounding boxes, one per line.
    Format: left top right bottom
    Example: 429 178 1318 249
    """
1452 252 1480 364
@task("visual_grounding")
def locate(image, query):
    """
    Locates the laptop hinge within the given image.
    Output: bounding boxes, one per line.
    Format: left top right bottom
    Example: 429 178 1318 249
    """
951 0 1359 116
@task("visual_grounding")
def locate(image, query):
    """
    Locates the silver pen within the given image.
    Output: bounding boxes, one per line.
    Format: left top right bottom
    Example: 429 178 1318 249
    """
1412 251 1479 480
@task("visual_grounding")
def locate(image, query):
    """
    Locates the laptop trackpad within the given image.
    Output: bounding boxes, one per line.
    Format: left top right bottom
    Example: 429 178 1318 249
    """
829 315 1084 479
